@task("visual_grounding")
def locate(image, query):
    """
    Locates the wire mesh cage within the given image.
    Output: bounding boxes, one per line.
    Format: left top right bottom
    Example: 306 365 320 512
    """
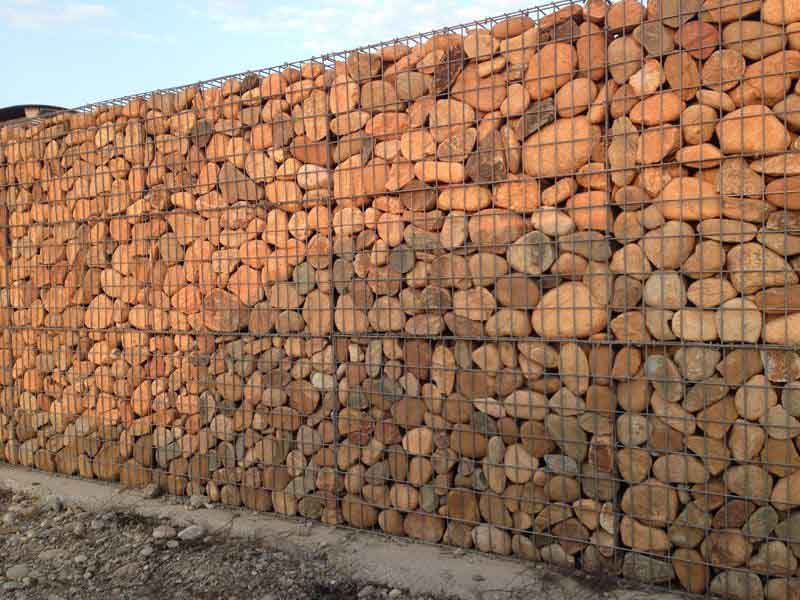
2 0 800 597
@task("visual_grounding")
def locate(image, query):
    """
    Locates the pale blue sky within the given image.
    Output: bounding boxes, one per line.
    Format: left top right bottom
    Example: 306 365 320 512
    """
1 0 530 109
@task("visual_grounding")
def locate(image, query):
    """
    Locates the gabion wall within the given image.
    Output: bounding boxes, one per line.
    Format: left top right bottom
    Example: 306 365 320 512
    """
2 1 800 597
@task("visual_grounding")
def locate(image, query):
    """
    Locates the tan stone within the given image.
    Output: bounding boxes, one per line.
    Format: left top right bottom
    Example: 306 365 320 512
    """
641 221 696 269
658 176 721 221
607 0 646 31
665 51 701 100
763 0 800 24
608 36 644 85
716 105 792 156
716 298 763 343
525 43 578 100
629 92 684 126
523 117 595 178
555 78 597 117
636 125 681 164
677 21 720 60
727 243 799 295
723 22 786 60
531 282 608 339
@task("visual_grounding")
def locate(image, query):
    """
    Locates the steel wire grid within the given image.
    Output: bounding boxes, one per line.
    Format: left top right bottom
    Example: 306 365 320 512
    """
2 0 800 598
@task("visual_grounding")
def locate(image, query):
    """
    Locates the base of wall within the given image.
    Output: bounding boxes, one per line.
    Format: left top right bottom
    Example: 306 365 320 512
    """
0 464 682 600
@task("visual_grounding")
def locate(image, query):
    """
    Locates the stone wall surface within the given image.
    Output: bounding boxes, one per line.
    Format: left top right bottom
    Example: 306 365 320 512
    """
2 1 800 597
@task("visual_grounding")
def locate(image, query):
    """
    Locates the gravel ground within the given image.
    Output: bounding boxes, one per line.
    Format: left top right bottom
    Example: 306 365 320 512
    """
0 487 457 600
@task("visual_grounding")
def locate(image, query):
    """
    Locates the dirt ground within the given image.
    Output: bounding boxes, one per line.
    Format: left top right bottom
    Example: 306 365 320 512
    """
0 467 686 600
0 487 455 600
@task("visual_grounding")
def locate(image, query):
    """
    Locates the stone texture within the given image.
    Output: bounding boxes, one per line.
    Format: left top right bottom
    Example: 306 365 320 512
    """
2 5 800 599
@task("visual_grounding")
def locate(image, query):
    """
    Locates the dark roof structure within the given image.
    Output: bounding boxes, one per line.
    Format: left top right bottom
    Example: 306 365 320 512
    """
0 105 66 124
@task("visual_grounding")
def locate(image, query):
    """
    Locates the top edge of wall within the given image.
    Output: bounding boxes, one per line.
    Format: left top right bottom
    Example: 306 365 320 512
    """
0 0 578 130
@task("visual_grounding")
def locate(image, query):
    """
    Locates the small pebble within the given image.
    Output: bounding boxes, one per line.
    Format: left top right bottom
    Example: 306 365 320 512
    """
6 564 29 580
39 549 62 561
113 564 137 578
41 495 64 513
152 525 177 540
89 519 105 531
166 540 180 549
389 589 403 599
189 495 209 509
142 484 162 499
139 545 155 558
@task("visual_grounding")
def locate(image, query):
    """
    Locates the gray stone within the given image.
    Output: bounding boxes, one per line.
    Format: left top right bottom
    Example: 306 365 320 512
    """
471 469 489 492
775 513 800 556
669 503 710 548
166 540 180 549
178 525 205 541
419 486 438 513
507 231 556 276
139 545 154 558
559 231 612 262
743 506 779 539
465 131 508 184
710 570 764 600
157 441 182 468
674 347 721 382
513 98 556 141
621 553 675 583
6 565 29 580
783 382 800 417
633 21 675 56
41 495 64 512
644 355 683 402
471 411 497 437
389 245 416 274
543 454 579 476
292 262 317 295
404 226 441 252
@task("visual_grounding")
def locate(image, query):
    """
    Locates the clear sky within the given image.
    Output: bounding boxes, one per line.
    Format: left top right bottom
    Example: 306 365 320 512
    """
1 0 530 109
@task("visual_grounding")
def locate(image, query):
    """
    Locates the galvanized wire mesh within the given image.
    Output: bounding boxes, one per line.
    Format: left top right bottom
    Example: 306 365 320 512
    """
2 1 800 597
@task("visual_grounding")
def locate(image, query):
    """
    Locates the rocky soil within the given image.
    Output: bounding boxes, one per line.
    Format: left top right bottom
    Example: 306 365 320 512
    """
0 487 457 600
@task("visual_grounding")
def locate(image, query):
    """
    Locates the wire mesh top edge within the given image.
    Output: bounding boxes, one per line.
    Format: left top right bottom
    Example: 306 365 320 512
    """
1 1 580 130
